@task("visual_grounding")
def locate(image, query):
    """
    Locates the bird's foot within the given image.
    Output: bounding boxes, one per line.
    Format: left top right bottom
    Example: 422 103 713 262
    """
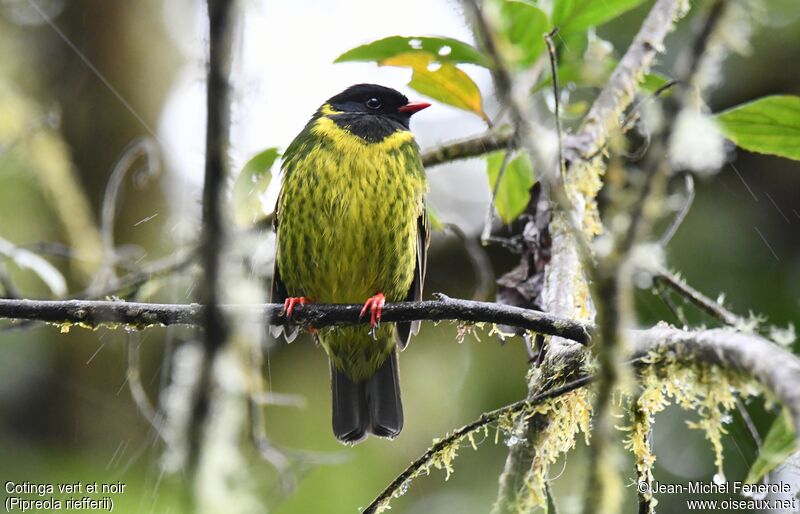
283 296 311 318
359 292 385 338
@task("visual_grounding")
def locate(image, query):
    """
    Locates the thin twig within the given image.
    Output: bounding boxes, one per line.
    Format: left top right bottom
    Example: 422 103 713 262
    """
544 28 566 183
363 375 595 514
659 173 695 246
248 342 294 491
0 261 21 299
126 331 166 440
653 268 747 328
621 80 681 133
481 136 517 243
655 281 688 327
93 137 161 293
444 224 494 301
78 246 197 300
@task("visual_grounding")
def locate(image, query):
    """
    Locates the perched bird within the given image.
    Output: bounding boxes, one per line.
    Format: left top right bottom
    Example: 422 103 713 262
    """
271 84 430 444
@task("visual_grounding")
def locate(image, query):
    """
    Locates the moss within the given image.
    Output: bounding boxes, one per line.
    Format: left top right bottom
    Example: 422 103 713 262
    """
515 388 593 513
622 349 762 512
50 320 155 333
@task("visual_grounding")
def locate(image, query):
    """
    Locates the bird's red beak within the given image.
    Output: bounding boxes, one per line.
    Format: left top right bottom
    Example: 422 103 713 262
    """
398 101 431 114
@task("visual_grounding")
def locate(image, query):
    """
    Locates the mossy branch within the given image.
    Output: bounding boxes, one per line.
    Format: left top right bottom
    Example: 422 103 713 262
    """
367 327 800 513
630 327 800 438
363 375 595 514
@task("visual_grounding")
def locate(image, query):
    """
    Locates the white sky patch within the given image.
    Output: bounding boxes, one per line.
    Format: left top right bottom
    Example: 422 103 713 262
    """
157 0 494 232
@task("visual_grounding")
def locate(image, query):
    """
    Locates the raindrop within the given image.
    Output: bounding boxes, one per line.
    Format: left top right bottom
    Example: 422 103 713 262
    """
713 473 726 485
427 61 442 72
721 413 733 425
438 45 452 56
395 480 411 497
408 38 423 50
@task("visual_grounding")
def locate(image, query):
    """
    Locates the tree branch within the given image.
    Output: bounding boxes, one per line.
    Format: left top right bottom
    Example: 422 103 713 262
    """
366 325 800 514
421 126 513 168
492 0 690 511
653 268 748 328
0 296 592 344
363 374 595 514
630 327 800 438
571 0 688 160
189 0 236 482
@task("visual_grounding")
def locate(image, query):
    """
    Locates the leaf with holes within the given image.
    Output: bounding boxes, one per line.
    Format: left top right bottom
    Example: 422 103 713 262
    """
381 53 489 122
553 0 646 35
486 151 536 224
231 148 280 227
335 36 488 67
715 95 800 161
745 410 797 484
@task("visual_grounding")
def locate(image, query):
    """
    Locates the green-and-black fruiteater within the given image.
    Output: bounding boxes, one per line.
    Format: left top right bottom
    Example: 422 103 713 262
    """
271 84 430 444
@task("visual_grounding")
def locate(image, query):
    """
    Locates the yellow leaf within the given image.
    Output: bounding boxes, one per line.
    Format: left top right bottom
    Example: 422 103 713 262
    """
380 53 489 122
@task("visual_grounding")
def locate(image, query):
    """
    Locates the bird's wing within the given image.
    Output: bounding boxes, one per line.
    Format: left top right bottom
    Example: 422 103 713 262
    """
396 204 429 349
269 202 299 342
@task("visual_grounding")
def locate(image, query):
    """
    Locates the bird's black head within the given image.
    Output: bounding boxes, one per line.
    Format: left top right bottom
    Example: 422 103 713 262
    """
323 84 430 143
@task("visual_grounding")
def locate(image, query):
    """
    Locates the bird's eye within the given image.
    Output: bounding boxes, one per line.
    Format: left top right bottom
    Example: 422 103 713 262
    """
365 97 382 110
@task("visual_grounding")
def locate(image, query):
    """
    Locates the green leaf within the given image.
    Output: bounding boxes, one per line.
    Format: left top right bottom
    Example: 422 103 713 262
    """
486 151 536 224
231 148 280 227
553 0 646 35
381 53 489 122
714 95 800 161
498 0 549 66
745 410 797 484
335 36 488 67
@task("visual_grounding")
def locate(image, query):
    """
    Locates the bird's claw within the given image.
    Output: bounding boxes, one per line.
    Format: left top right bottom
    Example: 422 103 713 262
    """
283 297 311 318
359 292 385 336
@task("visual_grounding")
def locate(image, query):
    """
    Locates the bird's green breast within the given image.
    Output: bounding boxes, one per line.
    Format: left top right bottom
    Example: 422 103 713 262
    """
276 115 426 380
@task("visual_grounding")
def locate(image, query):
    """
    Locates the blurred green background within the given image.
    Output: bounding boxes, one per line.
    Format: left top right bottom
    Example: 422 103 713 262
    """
0 1 798 513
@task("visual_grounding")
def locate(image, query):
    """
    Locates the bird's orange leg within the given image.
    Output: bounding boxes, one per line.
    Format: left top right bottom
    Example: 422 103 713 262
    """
282 296 316 335
359 292 386 331
283 297 311 318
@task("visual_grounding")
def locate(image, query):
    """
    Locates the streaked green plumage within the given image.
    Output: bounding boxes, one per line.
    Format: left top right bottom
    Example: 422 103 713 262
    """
273 85 428 395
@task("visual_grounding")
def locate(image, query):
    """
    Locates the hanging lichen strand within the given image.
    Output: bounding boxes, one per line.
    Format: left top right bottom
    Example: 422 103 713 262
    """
622 348 763 513
515 388 593 512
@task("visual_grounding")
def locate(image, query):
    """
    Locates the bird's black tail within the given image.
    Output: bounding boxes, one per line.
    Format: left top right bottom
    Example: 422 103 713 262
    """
330 351 403 444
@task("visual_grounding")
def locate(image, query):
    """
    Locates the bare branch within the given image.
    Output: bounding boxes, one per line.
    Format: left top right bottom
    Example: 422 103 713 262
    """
421 127 513 168
653 268 748 328
92 137 160 294
0 296 593 344
658 173 695 246
189 0 237 479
